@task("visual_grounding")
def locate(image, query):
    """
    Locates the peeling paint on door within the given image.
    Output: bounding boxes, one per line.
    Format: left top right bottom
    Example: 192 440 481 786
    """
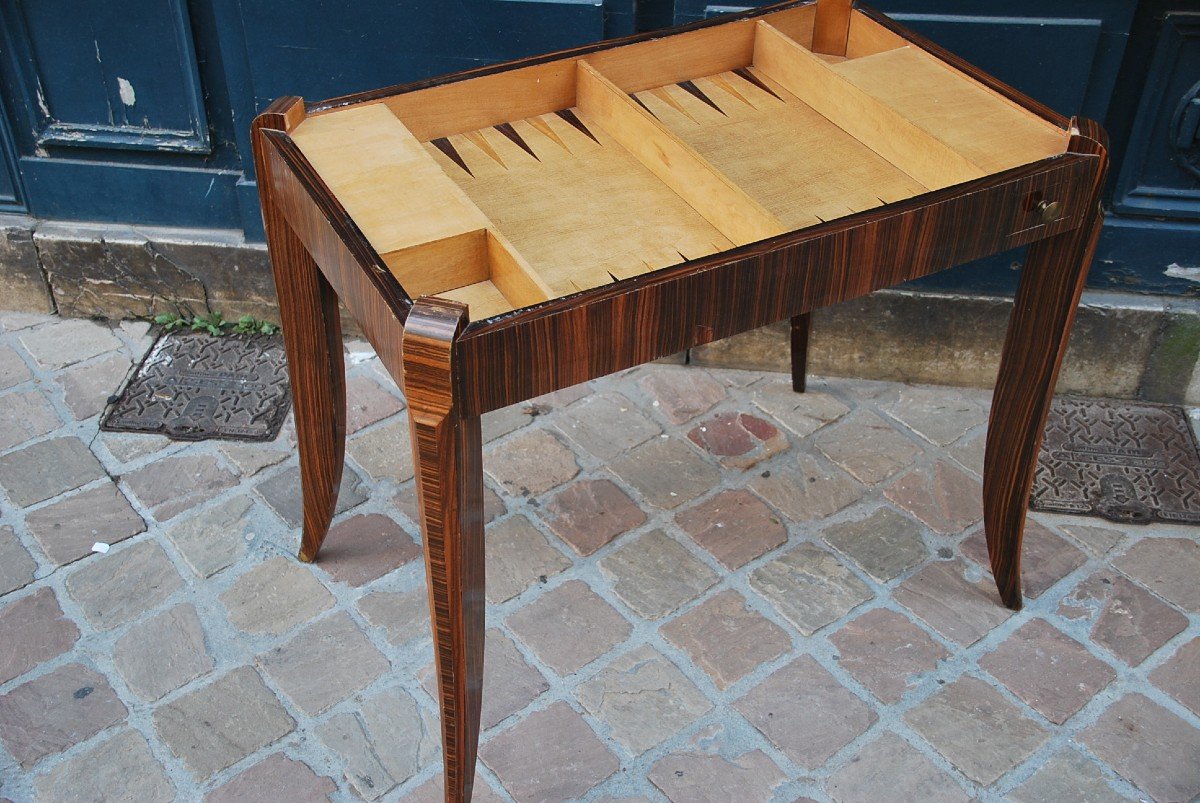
117 77 136 107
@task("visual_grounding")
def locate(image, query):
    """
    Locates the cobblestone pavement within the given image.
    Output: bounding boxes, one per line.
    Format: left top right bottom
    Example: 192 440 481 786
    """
1 310 1198 803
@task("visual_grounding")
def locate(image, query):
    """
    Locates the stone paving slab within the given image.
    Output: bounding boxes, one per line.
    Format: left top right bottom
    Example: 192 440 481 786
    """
0 312 1197 802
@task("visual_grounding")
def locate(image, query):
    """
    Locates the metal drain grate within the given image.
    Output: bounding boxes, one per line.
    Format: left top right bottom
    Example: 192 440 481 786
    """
1031 396 1200 525
101 330 292 442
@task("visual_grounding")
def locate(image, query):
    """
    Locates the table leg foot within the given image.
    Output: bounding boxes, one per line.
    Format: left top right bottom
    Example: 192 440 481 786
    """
790 313 811 393
404 300 485 803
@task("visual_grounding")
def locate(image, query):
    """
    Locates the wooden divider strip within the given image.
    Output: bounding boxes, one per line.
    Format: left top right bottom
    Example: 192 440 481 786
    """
487 230 554 309
812 0 852 56
575 61 786 246
753 20 986 190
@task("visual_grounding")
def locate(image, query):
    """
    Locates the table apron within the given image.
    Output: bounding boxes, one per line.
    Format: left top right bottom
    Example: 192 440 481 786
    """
454 153 1100 417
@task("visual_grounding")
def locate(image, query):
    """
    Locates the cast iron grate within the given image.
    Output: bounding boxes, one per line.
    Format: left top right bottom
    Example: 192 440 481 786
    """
1030 396 1200 525
101 330 292 442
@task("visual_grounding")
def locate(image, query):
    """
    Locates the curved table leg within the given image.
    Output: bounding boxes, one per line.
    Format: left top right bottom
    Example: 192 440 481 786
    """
984 122 1108 610
404 299 485 803
258 149 346 563
790 313 812 393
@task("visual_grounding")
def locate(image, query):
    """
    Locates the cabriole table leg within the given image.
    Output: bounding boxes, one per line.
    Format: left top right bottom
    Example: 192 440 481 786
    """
257 159 347 563
403 299 486 803
984 120 1108 610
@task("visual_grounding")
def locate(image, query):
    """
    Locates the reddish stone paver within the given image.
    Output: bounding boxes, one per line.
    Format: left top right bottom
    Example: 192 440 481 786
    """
736 655 877 769
1112 537 1200 612
485 429 579 496
815 410 922 484
576 645 711 755
0 663 128 767
649 728 786 802
36 729 174 803
905 675 1047 785
24 482 145 565
1151 637 1200 717
123 454 238 521
675 488 787 569
112 604 213 701
687 411 788 468
220 555 335 636
206 753 336 802
506 580 630 675
749 382 849 437
258 613 389 716
0 388 59 450
56 353 132 420
830 608 949 704
826 733 968 803
152 667 294 781
65 541 184 631
885 460 983 535
961 519 1086 599
357 587 428 646
480 702 619 801
0 526 36 596
1080 693 1200 802
0 437 106 508
1059 570 1188 665
980 618 1116 724
485 514 572 603
543 478 646 556
555 391 661 460
749 454 863 523
608 436 721 509
639 367 727 424
344 374 404 434
880 385 988 446
661 590 791 689
895 559 1011 646
0 588 79 685
318 513 421 586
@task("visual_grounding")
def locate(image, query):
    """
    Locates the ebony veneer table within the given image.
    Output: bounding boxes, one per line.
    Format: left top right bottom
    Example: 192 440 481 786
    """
251 1 1107 798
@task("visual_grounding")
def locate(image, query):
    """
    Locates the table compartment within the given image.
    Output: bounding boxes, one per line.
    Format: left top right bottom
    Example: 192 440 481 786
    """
291 2 1070 322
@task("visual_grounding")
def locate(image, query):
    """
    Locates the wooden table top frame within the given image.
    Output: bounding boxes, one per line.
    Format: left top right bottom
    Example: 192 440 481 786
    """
251 1 1107 799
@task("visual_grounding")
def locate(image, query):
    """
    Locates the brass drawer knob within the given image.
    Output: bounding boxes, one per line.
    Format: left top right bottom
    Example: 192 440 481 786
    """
1036 199 1062 223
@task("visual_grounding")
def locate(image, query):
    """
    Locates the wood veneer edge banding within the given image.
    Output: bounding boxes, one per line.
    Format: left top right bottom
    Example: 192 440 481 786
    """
753 20 986 190
575 60 786 246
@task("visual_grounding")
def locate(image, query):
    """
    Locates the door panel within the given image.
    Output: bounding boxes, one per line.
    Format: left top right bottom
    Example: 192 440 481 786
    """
1112 12 1200 220
0 0 210 153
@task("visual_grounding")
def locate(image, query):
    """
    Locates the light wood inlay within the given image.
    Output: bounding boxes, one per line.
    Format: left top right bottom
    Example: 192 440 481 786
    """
632 69 928 227
831 46 1070 173
424 108 734 297
753 20 987 190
